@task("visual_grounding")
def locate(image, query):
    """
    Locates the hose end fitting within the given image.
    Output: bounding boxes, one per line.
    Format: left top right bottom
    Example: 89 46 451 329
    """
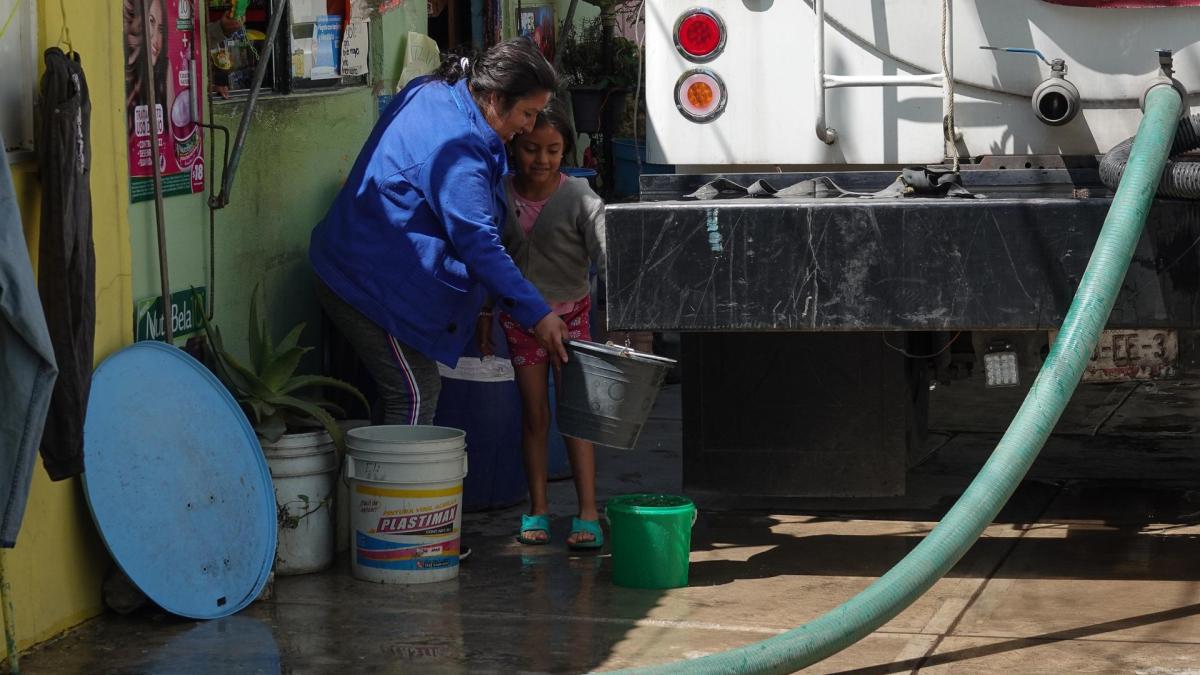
1141 49 1188 117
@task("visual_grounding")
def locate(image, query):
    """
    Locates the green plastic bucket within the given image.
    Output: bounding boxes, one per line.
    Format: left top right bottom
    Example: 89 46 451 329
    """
606 494 696 589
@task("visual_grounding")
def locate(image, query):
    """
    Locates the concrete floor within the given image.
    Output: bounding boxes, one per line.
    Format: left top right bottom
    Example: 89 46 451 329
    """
16 379 1200 674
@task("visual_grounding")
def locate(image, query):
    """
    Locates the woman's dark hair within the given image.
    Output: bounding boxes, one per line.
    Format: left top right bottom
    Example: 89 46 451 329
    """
532 98 577 162
434 37 559 113
123 0 168 133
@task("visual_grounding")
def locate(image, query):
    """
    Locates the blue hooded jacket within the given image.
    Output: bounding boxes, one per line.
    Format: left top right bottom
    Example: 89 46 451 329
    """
310 78 551 365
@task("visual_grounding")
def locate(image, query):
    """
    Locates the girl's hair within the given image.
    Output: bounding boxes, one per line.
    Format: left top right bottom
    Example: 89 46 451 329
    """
433 38 559 113
533 98 577 162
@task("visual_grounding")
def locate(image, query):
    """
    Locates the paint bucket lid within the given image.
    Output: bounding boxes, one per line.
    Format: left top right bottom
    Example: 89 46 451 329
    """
83 342 276 619
347 425 466 456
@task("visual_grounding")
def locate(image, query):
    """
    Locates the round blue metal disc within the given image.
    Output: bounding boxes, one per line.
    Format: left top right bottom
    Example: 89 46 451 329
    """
83 342 276 619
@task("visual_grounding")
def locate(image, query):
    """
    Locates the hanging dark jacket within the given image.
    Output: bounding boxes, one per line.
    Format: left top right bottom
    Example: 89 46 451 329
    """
37 47 95 481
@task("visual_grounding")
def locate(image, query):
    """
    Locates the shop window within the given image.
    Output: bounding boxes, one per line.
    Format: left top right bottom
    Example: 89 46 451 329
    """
205 0 367 98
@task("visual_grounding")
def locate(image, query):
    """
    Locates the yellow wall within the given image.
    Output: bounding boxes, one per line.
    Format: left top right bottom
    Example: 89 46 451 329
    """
3 0 132 658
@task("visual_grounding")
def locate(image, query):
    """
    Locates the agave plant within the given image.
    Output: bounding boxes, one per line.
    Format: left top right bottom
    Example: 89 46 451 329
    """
196 287 368 453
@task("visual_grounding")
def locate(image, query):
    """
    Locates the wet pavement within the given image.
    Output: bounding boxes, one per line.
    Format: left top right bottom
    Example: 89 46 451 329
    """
15 379 1200 674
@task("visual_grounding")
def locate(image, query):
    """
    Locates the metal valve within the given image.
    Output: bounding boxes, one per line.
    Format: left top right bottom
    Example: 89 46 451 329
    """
981 46 1080 126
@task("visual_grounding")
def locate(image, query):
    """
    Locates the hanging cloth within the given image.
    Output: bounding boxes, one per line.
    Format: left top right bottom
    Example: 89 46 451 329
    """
37 47 95 481
0 128 59 547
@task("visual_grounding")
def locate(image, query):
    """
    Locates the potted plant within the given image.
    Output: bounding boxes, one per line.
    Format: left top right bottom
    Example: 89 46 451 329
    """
558 14 640 136
196 288 367 576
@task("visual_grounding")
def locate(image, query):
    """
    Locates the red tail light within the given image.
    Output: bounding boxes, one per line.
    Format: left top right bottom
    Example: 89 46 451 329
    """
674 9 726 62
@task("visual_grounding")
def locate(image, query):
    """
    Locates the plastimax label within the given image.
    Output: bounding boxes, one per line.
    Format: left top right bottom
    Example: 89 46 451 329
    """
376 505 459 536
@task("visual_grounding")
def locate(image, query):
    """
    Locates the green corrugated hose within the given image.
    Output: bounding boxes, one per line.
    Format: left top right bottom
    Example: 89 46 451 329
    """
618 84 1184 675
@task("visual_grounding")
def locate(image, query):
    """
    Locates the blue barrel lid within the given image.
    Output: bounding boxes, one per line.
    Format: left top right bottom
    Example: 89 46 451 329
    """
82 342 276 619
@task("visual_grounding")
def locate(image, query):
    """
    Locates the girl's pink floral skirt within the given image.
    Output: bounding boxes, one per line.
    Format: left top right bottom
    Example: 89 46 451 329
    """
501 296 592 368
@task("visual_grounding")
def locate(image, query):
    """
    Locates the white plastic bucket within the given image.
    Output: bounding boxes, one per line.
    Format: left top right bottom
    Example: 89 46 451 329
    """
346 425 468 584
261 430 338 575
336 420 371 554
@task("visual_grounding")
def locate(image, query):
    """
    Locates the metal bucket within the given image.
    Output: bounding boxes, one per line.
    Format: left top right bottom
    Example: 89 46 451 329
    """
556 340 677 449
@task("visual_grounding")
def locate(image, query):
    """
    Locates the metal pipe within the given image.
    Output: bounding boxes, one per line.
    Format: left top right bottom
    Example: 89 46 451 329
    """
814 2 944 143
213 0 290 209
824 73 944 89
1 551 19 673
200 121 229 320
142 0 173 344
814 0 836 144
600 5 617 200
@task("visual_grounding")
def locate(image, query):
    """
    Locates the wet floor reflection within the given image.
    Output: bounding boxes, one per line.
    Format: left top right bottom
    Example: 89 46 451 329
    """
140 616 280 674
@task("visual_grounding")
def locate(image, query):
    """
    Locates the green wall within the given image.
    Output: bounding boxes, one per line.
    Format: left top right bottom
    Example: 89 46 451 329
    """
378 2 431 90
208 88 376 363
130 9 427 365
129 194 208 331
129 89 374 364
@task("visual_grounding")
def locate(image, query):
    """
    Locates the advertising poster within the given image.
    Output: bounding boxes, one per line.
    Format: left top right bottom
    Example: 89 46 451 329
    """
517 5 555 62
124 0 205 202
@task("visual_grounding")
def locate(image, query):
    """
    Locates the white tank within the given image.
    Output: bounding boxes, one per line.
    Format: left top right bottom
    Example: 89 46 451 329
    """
645 0 1200 167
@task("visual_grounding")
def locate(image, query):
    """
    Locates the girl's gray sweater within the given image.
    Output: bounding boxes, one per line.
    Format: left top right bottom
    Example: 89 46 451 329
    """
501 175 606 305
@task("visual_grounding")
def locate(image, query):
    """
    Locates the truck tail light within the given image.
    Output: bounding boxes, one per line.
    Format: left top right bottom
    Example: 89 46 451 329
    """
675 69 727 123
674 9 726 62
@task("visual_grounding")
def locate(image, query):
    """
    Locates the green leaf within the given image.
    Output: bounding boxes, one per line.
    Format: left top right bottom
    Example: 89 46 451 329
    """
307 398 347 420
221 348 271 398
278 375 369 416
298 494 309 502
255 412 288 443
187 286 209 324
261 345 311 392
274 323 307 359
242 398 278 424
264 394 346 455
195 305 231 374
248 288 271 374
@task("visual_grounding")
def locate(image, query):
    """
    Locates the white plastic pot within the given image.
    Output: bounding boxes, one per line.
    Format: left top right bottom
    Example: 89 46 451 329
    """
261 430 337 575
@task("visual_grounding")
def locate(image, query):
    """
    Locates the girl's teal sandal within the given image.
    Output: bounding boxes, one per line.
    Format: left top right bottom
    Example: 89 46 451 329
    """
568 517 604 551
517 513 551 545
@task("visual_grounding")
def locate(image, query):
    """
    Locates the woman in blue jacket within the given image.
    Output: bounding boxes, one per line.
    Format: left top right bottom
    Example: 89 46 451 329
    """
311 39 570 431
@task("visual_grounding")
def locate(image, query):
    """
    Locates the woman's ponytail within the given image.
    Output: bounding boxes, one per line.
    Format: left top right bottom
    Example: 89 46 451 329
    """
432 49 479 84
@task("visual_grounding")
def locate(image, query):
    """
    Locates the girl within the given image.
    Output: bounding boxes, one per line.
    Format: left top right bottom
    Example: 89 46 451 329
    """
482 101 606 550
